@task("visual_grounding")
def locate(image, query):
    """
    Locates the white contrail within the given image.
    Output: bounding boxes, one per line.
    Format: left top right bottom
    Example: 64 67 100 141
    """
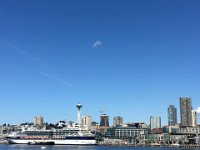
40 72 72 87
2 40 51 68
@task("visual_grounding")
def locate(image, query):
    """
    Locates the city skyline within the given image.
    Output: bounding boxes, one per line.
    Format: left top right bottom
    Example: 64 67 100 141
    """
0 0 200 125
1 100 200 127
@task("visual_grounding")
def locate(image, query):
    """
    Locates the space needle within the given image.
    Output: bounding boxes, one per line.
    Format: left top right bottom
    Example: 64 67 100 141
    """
76 103 82 127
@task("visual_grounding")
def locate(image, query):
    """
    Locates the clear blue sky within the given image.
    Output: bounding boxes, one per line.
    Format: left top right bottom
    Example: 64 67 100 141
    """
0 0 200 125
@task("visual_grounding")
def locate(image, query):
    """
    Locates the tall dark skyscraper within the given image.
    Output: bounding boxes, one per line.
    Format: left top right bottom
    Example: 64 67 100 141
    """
168 105 177 126
180 97 192 127
100 114 109 127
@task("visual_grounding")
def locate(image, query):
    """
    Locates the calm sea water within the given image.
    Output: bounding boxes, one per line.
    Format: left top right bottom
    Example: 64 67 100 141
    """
1 144 200 150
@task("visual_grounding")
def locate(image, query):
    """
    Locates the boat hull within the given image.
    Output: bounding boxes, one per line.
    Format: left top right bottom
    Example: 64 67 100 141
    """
7 139 96 145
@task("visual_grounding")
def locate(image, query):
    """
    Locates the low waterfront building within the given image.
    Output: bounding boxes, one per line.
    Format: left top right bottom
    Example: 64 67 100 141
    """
105 122 148 144
178 126 200 134
178 126 200 144
167 126 200 144
162 125 179 135
0 124 19 138
146 133 169 145
170 134 188 144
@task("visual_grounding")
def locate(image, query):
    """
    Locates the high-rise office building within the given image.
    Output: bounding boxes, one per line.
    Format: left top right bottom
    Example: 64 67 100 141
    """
168 105 177 126
150 116 161 130
34 116 43 126
100 114 109 127
180 97 192 127
197 107 200 125
191 110 197 127
113 116 123 127
81 115 92 130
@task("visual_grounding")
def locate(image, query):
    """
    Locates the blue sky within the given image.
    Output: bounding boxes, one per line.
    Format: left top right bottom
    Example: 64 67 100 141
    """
0 0 200 125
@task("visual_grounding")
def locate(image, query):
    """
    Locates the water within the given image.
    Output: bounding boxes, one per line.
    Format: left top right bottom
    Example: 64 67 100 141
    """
0 145 199 150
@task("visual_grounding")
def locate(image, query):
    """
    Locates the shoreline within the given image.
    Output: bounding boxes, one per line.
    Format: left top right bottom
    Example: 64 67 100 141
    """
98 144 200 148
1 142 200 148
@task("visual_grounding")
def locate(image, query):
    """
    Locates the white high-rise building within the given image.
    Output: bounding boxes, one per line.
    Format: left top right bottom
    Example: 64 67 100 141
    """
81 115 92 130
196 107 200 125
191 110 197 127
150 116 161 130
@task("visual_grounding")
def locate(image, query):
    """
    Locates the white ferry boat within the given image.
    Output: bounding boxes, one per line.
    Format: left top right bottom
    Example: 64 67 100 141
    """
7 128 96 145
6 104 96 145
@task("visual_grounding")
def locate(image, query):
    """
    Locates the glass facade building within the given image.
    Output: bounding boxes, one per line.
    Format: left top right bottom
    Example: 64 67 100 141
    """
150 116 161 130
168 105 177 126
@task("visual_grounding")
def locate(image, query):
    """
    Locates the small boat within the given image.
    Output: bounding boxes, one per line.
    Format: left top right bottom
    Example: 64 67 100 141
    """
41 146 46 149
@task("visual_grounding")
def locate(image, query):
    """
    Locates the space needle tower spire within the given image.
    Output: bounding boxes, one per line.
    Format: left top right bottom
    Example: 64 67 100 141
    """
76 103 82 127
